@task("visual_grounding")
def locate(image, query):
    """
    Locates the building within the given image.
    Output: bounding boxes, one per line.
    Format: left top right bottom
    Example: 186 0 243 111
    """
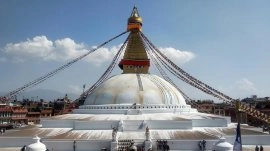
0 104 12 130
0 95 75 126
10 105 28 127
242 96 270 127
0 103 28 129
0 6 270 151
27 111 41 125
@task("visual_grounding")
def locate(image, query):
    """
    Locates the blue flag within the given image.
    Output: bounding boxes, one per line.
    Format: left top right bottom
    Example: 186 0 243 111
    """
233 123 242 151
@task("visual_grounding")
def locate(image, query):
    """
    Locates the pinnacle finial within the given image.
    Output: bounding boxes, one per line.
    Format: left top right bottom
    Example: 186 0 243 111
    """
130 6 140 17
127 6 143 31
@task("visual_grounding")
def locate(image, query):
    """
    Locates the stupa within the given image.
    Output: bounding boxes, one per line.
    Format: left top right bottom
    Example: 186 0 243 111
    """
0 6 270 151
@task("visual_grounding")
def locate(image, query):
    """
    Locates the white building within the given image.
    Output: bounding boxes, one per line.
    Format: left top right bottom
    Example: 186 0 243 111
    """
1 6 269 151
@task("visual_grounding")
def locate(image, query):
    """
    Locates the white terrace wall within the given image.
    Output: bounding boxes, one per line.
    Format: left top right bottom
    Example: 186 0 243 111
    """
225 135 270 145
44 140 111 151
152 140 217 151
44 139 217 151
192 119 228 127
41 119 74 128
147 120 192 129
74 120 193 131
1 135 270 150
74 121 119 130
0 137 34 147
43 119 194 131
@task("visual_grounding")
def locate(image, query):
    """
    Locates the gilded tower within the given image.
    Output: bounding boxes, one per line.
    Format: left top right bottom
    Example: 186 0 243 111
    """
118 6 150 74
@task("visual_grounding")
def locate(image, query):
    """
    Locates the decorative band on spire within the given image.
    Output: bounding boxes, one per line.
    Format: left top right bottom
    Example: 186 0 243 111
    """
119 59 150 69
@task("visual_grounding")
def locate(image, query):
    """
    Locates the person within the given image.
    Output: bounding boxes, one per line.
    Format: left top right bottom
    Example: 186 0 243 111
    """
260 145 263 151
145 126 150 141
165 144 170 151
112 127 118 141
198 141 202 150
20 145 26 151
73 140 76 151
255 145 259 151
202 140 206 150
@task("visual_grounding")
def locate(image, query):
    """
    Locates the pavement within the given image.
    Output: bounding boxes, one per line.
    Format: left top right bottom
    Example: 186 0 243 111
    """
0 148 21 151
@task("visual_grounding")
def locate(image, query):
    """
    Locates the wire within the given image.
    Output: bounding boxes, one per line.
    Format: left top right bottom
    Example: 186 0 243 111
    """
5 31 128 100
77 33 130 104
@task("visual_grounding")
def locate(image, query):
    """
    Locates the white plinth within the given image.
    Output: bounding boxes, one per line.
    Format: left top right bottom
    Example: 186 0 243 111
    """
145 140 152 151
111 141 118 151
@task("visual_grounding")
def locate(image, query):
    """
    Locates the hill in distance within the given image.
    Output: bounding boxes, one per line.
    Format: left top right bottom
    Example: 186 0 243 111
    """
1 89 78 101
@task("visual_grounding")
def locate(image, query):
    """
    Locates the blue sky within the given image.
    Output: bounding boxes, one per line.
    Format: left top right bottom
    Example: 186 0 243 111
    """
0 0 269 101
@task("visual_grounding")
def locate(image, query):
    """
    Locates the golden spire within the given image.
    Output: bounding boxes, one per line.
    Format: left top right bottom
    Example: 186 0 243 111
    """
127 6 143 31
119 6 150 74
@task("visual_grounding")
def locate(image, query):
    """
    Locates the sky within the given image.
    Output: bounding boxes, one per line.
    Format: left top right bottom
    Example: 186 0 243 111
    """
0 0 269 101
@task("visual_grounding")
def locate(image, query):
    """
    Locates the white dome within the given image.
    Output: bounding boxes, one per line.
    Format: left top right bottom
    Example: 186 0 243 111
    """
213 137 233 151
84 74 186 105
26 136 46 151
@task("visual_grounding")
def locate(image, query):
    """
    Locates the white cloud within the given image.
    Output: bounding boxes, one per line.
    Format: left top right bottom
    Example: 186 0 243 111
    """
236 78 257 93
159 47 195 65
2 36 123 65
4 36 53 62
83 44 122 65
2 36 195 66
